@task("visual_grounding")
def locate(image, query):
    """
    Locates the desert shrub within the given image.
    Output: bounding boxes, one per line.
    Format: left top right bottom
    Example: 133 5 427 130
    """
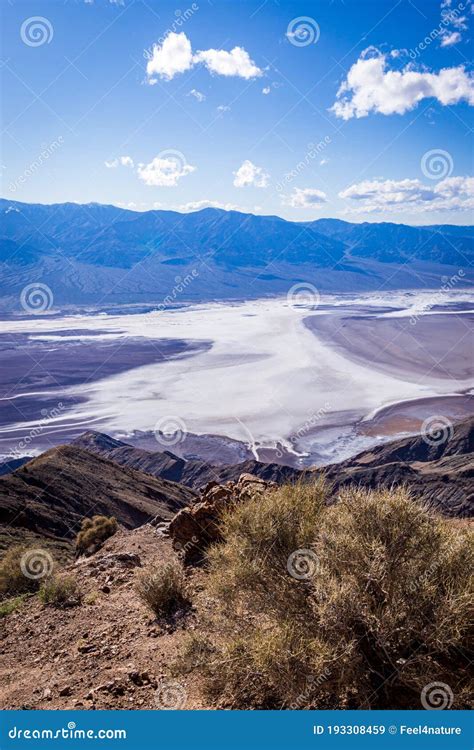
136 562 189 617
0 545 54 598
0 594 27 618
182 481 473 709
76 515 117 556
39 574 82 607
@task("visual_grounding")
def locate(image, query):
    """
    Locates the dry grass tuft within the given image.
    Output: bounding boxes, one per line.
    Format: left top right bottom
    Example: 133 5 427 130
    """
136 562 189 617
39 574 82 607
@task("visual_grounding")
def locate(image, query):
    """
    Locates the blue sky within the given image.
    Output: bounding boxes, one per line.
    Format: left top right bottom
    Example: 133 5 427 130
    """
1 0 473 224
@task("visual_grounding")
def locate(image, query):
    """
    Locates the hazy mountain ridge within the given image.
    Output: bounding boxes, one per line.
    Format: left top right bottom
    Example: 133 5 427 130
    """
0 200 472 310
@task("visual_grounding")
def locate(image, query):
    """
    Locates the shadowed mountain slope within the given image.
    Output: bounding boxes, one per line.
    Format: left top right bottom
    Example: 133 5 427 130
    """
0 445 196 539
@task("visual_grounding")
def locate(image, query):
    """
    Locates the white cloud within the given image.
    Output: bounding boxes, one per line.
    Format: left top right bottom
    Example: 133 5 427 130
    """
217 104 230 113
233 160 269 188
319 158 329 166
146 32 194 82
188 88 206 102
331 49 474 119
262 86 271 95
281 187 327 208
146 32 262 83
177 199 244 212
104 155 134 168
440 30 462 46
194 46 262 79
339 176 474 213
439 0 470 46
137 154 196 187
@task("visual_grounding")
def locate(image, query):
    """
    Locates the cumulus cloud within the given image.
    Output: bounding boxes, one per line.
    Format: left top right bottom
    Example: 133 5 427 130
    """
331 48 474 119
339 176 474 213
137 154 196 187
262 86 271 95
146 32 194 82
233 160 269 188
105 155 134 168
281 187 327 208
146 32 262 83
194 46 262 79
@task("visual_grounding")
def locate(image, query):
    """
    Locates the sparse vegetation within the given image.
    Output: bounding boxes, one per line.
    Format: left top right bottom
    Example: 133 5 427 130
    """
136 562 189 617
0 594 28 618
181 481 473 709
39 574 82 607
76 515 118 556
0 545 52 598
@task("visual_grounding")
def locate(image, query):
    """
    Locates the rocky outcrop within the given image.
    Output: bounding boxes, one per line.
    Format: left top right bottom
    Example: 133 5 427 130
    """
168 474 274 563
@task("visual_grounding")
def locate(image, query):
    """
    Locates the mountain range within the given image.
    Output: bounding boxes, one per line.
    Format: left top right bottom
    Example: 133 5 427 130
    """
1 200 472 309
1 418 472 547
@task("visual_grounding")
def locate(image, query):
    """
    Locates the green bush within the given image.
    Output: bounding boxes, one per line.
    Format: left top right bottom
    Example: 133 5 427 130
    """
181 481 473 709
76 515 117 556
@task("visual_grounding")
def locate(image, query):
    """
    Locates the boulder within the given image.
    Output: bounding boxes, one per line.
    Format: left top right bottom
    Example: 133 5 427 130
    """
168 473 274 564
